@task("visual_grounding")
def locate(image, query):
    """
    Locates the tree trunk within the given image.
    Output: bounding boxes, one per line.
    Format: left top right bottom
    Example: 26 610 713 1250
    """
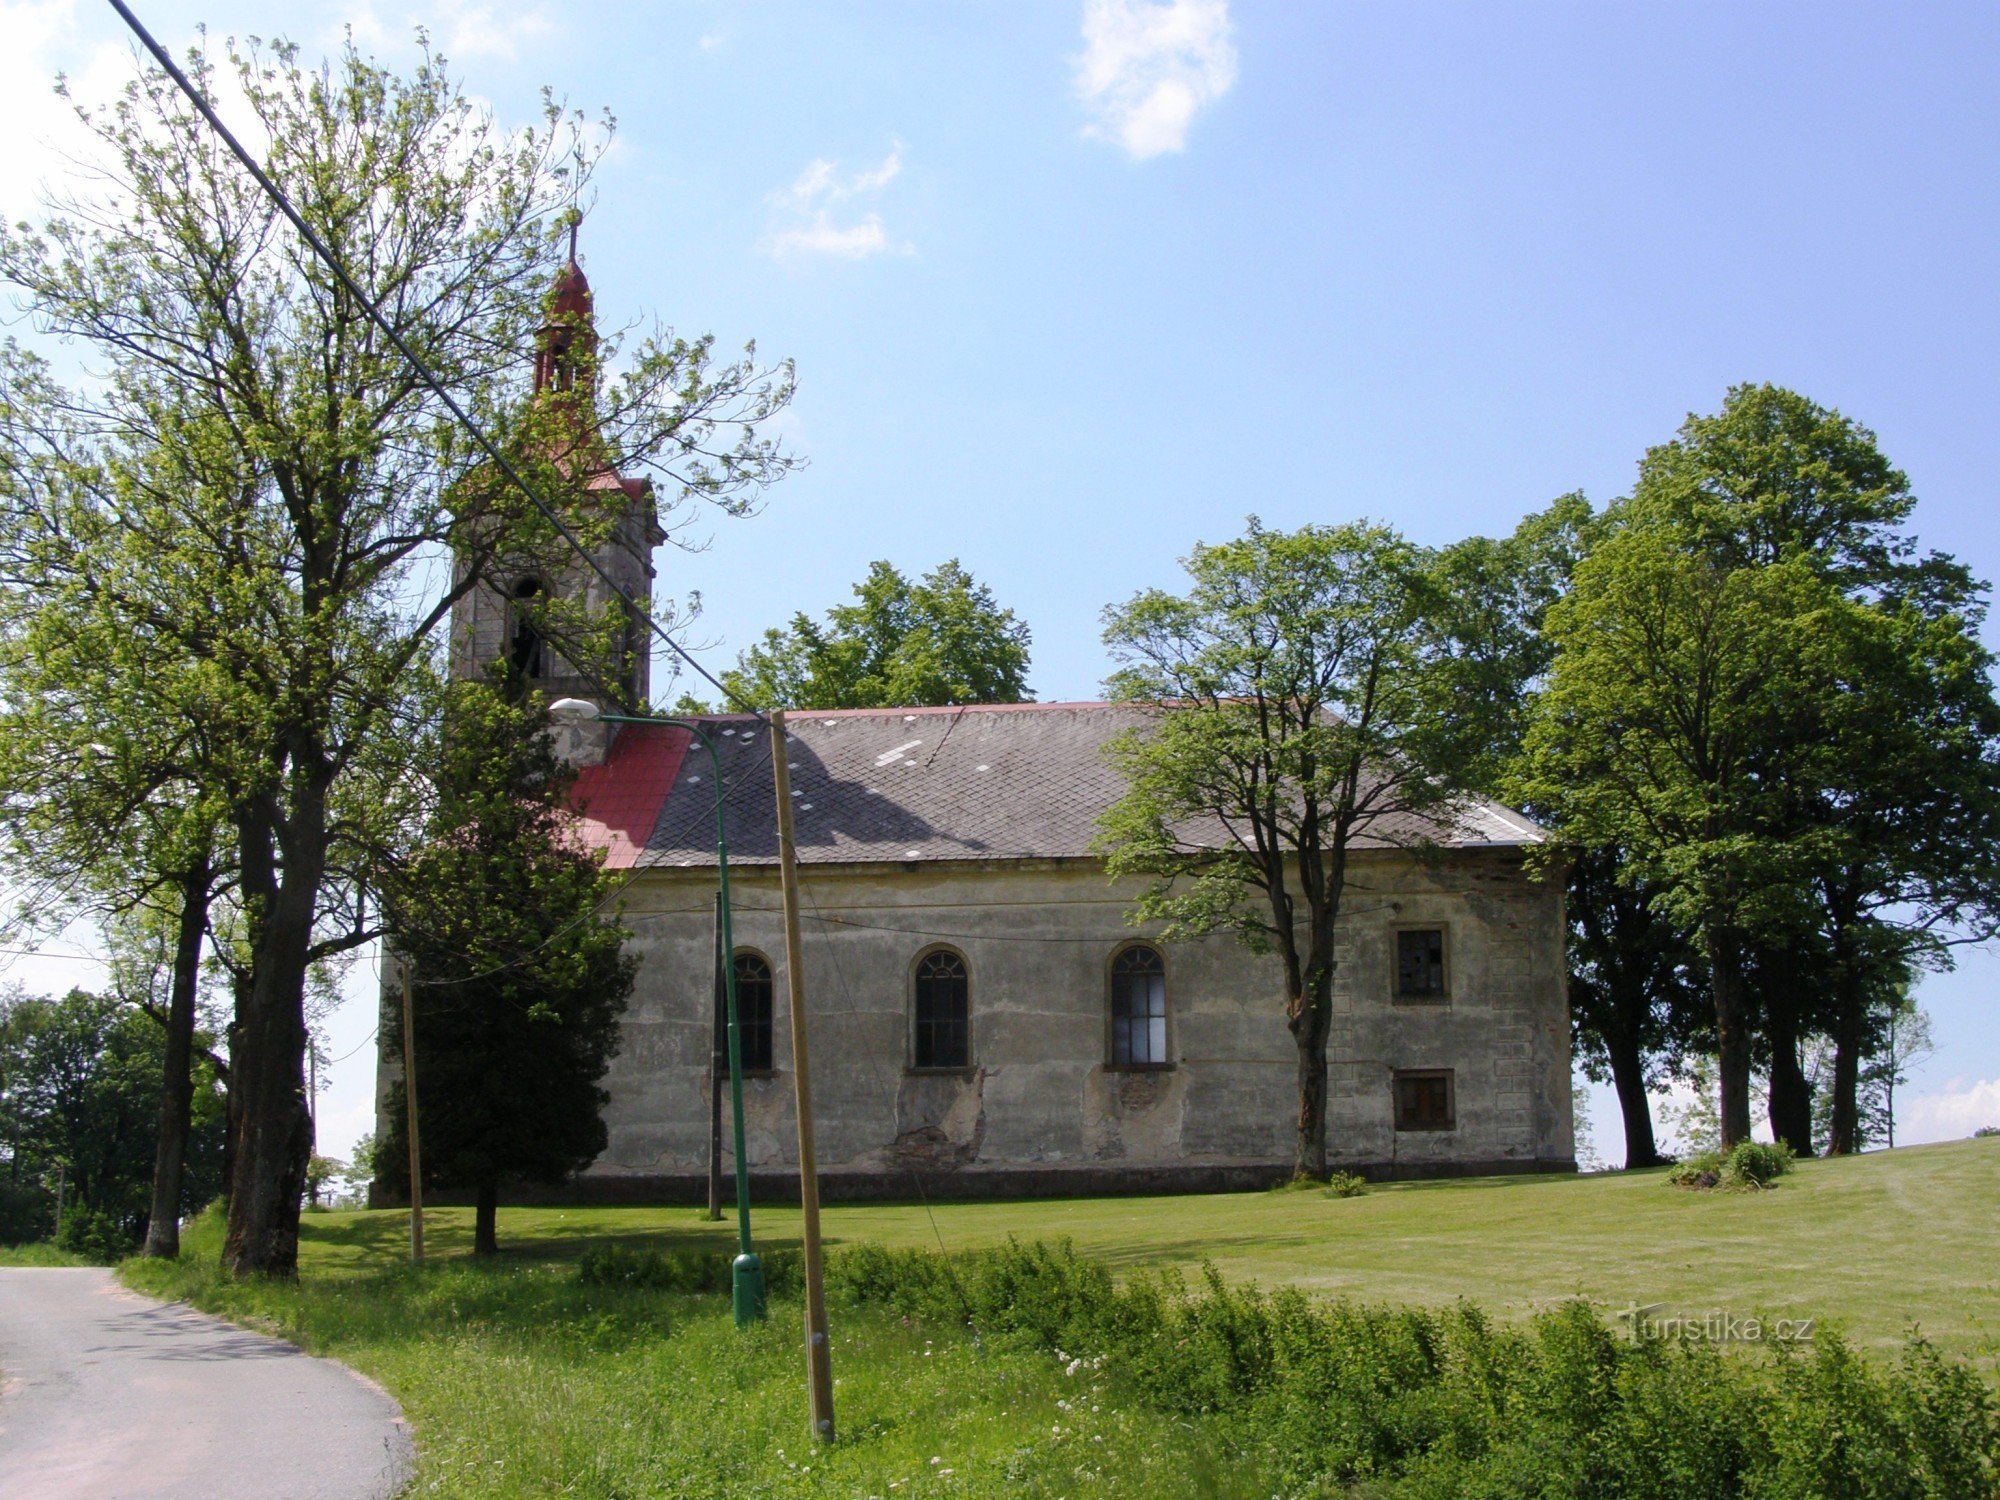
222 798 325 1279
1605 1029 1663 1169
1708 923 1753 1148
475 1179 499 1256
1289 963 1335 1179
143 859 212 1259
1763 987 1815 1156
1827 967 1866 1155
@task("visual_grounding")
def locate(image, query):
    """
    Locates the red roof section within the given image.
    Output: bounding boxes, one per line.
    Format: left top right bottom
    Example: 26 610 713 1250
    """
570 723 690 868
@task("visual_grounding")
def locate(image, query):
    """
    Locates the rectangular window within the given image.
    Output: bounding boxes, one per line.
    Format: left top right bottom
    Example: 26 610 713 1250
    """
1395 927 1448 999
1394 1069 1456 1131
913 951 970 1069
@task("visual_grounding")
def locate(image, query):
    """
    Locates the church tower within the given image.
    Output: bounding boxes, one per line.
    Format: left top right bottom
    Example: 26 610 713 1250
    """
448 228 666 765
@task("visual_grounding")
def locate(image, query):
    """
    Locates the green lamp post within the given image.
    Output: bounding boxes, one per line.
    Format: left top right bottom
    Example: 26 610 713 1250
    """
550 696 765 1326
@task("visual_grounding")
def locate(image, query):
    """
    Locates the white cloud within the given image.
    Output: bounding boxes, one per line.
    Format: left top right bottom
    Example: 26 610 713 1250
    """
1073 0 1237 160
329 2 550 60
765 144 911 260
432 0 552 60
698 31 727 53
0 0 131 222
1899 1076 2000 1144
770 213 896 260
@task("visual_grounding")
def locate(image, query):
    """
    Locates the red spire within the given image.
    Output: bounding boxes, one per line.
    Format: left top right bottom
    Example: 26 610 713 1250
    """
535 216 595 393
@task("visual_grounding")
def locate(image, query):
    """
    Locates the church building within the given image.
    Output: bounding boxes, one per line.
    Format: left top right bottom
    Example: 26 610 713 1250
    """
381 252 1577 1202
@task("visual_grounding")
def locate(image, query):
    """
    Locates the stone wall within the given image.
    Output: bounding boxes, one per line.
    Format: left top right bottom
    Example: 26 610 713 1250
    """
574 849 1573 1196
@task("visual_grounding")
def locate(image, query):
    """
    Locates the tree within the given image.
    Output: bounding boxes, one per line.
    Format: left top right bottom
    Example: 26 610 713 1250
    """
1525 525 1840 1147
1098 519 1489 1179
0 988 226 1249
1526 385 2000 1150
721 559 1032 709
0 35 793 1274
1563 850 1708 1167
377 680 636 1255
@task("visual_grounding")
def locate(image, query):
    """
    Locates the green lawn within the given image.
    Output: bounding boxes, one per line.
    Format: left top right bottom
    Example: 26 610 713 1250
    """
112 1139 2000 1496
297 1136 2000 1365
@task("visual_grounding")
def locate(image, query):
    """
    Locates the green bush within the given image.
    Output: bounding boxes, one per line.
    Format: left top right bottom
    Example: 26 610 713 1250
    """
825 1237 2000 1496
1324 1171 1368 1198
56 1205 134 1264
1723 1139 1794 1187
1669 1140 1795 1190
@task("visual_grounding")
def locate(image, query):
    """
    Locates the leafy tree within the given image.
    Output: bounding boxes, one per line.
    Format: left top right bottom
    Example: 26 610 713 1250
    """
1098 519 1490 1179
0 988 225 1249
1564 850 1708 1167
1527 385 2000 1149
377 680 636 1255
1525 524 1841 1147
0 36 793 1275
722 559 1031 709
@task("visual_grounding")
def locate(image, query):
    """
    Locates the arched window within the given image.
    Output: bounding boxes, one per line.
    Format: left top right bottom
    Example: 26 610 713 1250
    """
1110 945 1168 1066
913 949 970 1069
732 951 775 1072
509 578 545 679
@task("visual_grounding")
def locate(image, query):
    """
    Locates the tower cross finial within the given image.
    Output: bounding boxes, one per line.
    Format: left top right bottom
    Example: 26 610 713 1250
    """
568 214 579 264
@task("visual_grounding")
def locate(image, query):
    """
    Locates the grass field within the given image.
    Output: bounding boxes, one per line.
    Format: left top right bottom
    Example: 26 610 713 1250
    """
114 1138 2000 1496
289 1136 2000 1364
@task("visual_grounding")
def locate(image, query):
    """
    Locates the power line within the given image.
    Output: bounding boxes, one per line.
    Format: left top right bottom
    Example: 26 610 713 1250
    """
105 0 764 721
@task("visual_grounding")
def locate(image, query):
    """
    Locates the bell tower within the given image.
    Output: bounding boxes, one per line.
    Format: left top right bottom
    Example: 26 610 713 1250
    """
449 224 666 765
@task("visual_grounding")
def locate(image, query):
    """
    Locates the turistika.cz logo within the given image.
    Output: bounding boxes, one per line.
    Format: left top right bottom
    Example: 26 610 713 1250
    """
1615 1303 1816 1345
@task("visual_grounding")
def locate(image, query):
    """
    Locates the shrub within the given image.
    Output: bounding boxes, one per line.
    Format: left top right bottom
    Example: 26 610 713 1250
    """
1667 1150 1723 1189
1723 1139 1794 1187
1974 1126 1998 1139
1324 1171 1368 1199
824 1237 2000 1496
56 1206 134 1264
1668 1140 1794 1190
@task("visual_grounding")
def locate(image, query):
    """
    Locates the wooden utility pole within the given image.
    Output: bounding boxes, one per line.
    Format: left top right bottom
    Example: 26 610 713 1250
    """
400 959 425 1264
769 709 835 1443
707 892 726 1222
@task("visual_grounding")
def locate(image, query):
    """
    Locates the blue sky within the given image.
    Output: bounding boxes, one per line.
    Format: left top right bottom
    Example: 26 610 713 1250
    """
2 0 1996 1161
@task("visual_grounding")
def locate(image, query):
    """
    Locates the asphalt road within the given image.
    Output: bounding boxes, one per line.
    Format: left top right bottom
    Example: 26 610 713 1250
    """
0 1267 412 1499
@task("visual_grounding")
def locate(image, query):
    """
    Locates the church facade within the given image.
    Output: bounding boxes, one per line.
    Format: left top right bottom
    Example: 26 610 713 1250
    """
379 253 1576 1202
553 704 1576 1200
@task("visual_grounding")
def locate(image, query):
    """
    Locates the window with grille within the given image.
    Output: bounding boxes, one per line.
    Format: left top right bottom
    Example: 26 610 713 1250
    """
1110 945 1169 1066
732 952 775 1072
1393 1069 1455 1131
913 949 970 1069
1395 927 1448 999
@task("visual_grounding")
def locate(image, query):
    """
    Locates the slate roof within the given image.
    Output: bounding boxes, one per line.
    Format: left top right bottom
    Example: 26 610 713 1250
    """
571 701 1545 871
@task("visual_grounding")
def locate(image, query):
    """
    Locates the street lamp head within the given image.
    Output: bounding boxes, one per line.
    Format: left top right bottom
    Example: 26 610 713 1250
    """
548 697 602 724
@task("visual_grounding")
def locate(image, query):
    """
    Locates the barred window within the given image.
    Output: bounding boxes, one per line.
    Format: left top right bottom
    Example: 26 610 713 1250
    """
913 949 970 1069
1394 1069 1455 1131
1396 928 1448 999
732 952 775 1073
1110 945 1168 1066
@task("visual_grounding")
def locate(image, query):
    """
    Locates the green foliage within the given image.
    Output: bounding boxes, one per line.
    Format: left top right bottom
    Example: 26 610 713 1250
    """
0 31 795 1274
0 987 224 1245
127 1219 1262 1498
1323 1171 1368 1198
721 558 1032 709
377 681 637 1234
1669 1140 1795 1191
1096 517 1496 1175
56 1204 134 1264
830 1238 1998 1496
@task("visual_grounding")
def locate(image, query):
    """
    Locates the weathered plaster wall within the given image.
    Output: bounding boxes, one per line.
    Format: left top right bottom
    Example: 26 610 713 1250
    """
577 849 1573 1196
